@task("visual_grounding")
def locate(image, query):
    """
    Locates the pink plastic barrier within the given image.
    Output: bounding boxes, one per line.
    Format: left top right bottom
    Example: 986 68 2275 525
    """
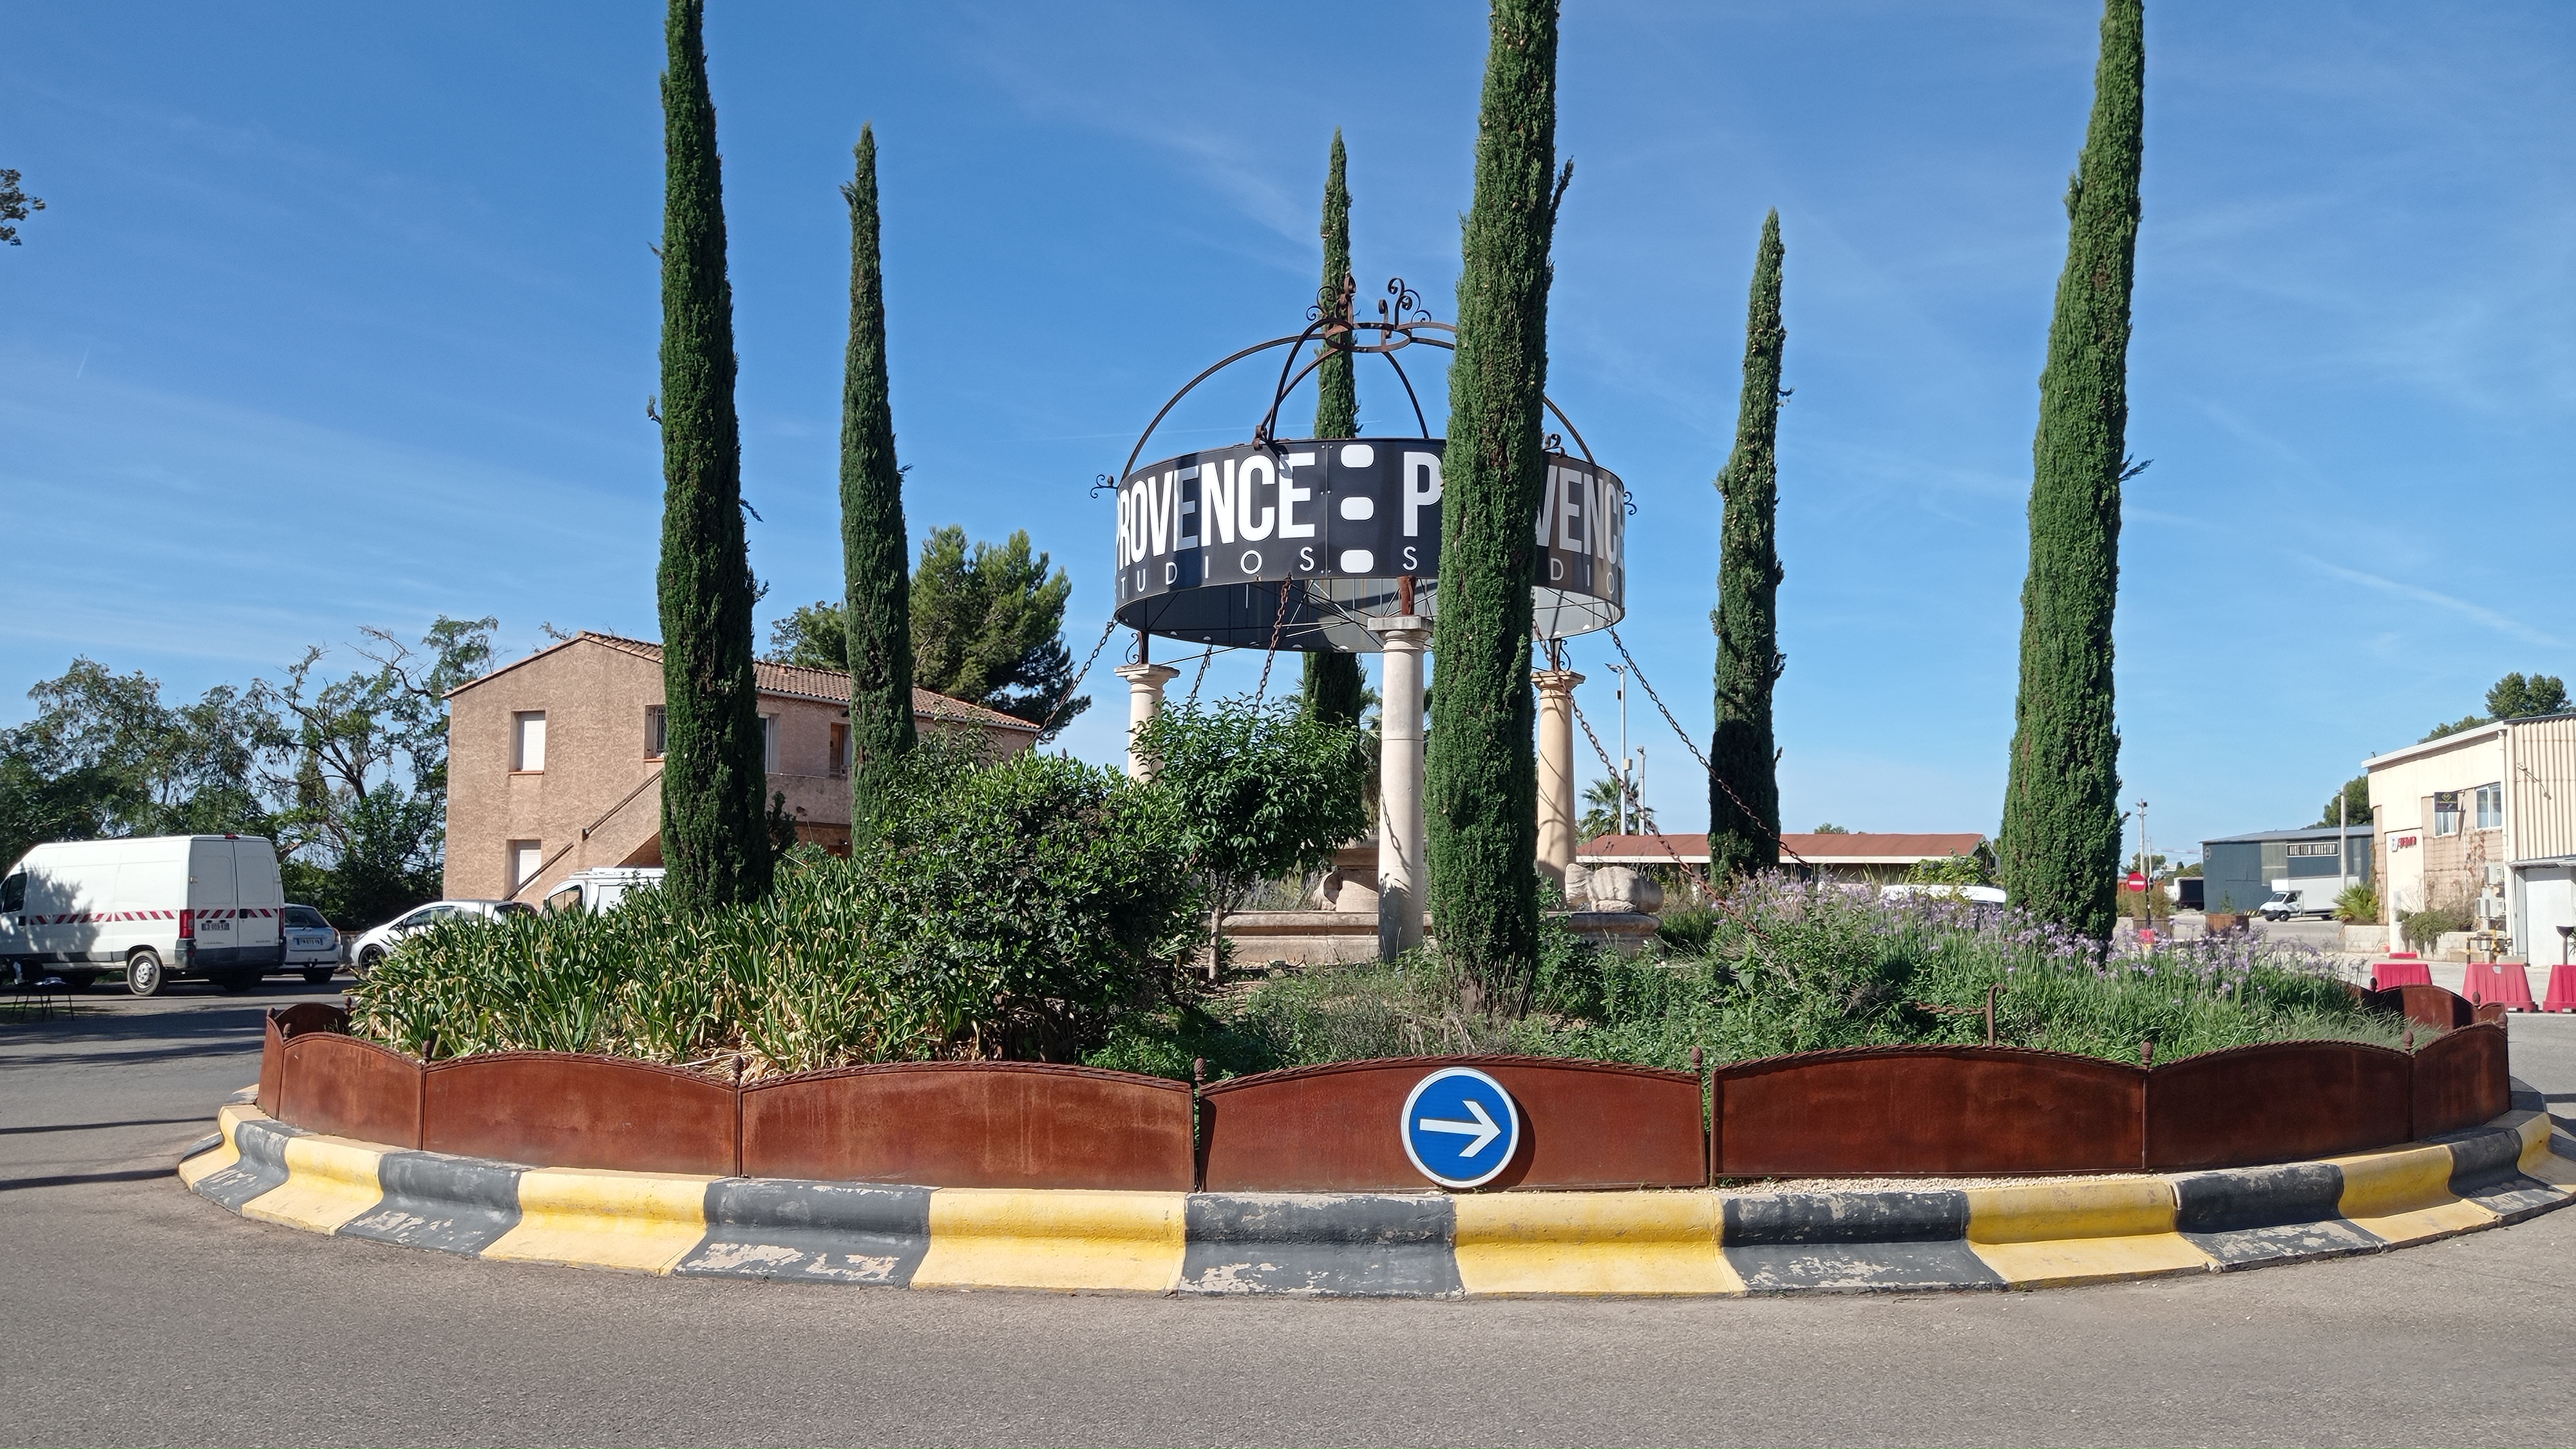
2371 959 2433 990
2544 964 2576 1014
2486 962 2539 1013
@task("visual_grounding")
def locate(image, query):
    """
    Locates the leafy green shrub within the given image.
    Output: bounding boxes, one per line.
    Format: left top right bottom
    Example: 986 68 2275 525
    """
2400 898 2474 951
1653 906 1721 956
1508 876 2400 1069
1904 851 1991 887
1134 695 1368 930
352 746 1200 1073
2335 882 2381 925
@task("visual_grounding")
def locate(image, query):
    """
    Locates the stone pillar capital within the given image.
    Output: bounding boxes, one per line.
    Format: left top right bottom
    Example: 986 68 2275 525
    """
1532 667 1585 694
1116 661 1183 781
1364 614 1431 647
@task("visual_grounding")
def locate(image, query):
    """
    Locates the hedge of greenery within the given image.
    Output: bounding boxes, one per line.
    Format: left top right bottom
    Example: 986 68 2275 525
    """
354 701 1367 1074
353 746 1200 1073
1085 876 2405 1081
358 733 2405 1081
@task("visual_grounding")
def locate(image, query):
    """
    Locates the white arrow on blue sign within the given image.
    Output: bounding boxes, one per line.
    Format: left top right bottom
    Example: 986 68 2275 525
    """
1400 1066 1522 1189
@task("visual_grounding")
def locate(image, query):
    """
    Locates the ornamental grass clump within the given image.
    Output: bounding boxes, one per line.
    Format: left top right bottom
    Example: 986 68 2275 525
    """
352 746 1199 1075
1512 875 2404 1070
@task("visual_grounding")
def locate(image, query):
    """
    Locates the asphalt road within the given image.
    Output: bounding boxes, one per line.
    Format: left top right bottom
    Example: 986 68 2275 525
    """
5 985 2576 1448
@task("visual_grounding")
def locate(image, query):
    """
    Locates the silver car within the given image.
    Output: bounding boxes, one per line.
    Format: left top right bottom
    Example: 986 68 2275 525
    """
281 904 342 985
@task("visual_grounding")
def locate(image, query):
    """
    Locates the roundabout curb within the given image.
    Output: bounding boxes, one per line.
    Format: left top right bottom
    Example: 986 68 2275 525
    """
180 1099 2576 1296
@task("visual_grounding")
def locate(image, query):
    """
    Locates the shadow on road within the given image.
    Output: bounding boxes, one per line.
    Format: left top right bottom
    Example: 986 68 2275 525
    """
0 1117 207 1136
0 1166 176 1193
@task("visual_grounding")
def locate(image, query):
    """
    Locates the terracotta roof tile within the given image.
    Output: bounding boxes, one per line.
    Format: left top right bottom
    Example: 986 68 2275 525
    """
1576 831 1987 863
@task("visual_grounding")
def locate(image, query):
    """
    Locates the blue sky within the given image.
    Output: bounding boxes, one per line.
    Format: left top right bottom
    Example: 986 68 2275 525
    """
4 2 2568 863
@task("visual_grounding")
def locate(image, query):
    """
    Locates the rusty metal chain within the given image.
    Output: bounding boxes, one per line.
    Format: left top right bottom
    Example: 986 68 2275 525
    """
1603 626 1808 869
1567 692 1714 902
1185 646 1213 708
1040 616 1122 735
1251 579 1296 703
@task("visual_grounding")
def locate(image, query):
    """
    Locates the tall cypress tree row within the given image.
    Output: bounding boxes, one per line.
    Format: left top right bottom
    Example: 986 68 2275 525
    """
1998 0 2144 938
1426 0 1560 1008
654 0 771 911
1707 211 1786 881
1302 129 1367 729
838 125 915 845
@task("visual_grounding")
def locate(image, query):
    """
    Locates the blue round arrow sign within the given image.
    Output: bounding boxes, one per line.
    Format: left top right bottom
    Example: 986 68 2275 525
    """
1400 1066 1521 1189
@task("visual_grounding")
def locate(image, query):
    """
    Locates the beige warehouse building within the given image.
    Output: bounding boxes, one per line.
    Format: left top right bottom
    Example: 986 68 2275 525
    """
2366 711 2576 961
443 632 1038 902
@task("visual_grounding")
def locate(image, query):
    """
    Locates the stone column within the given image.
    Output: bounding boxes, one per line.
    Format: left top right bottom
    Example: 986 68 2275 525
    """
1113 662 1180 781
1367 616 1430 958
1533 668 1584 886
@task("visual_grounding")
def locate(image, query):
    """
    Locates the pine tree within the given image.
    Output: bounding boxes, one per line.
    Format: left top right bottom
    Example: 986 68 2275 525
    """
1426 0 1560 1010
654 0 771 910
1998 0 2144 938
1302 129 1367 730
1707 211 1786 880
838 126 915 846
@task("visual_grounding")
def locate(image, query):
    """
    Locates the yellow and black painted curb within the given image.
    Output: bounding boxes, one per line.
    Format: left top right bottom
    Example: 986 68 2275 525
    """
180 1102 2576 1296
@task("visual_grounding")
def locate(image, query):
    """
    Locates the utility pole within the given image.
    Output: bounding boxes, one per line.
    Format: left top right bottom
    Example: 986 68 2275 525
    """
1607 663 1631 834
1636 744 1649 832
2338 786 2349 895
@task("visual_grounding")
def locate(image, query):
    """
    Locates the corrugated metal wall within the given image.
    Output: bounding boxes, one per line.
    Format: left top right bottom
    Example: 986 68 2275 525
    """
2202 841 2268 914
2514 717 2576 861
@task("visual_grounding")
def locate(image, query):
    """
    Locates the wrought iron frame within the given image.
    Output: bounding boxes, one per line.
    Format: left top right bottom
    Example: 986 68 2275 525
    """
1110 278 1602 485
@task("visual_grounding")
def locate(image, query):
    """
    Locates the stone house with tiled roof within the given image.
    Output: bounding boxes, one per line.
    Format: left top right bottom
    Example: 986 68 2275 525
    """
442 632 1038 902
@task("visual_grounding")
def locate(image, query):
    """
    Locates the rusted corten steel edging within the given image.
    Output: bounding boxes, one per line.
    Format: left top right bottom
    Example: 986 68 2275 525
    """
1197 1056 1705 1192
1712 1045 2146 1179
258 1003 2511 1189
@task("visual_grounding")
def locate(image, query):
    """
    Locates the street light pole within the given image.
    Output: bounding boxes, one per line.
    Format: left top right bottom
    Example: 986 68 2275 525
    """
2136 798 2151 933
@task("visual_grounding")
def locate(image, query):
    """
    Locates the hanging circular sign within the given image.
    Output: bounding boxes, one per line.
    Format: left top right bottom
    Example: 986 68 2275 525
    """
1109 439 1625 652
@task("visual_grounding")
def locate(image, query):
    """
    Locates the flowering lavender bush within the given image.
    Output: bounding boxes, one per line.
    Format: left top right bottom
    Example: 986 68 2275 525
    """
1510 873 2405 1068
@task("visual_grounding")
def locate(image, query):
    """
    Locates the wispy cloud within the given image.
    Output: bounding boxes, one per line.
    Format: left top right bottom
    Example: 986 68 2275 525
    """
2292 554 2562 649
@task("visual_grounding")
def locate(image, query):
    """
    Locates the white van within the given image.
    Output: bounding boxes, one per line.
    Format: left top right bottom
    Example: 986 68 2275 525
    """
0 835 287 996
540 867 665 915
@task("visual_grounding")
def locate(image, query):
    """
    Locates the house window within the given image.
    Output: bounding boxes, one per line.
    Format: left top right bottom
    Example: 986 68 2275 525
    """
512 712 546 772
829 722 849 777
2433 791 2461 836
762 714 779 773
2475 782 2503 831
647 706 667 759
509 840 544 889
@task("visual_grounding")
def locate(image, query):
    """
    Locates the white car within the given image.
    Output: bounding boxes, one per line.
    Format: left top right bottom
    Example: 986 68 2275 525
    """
1880 882 2009 907
281 904 343 985
347 899 535 977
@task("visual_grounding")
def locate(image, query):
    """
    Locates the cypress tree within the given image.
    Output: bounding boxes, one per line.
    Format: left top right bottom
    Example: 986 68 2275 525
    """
654 0 771 910
1426 0 1560 1009
1998 0 2144 938
1302 129 1367 730
1707 211 1786 881
838 126 915 845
